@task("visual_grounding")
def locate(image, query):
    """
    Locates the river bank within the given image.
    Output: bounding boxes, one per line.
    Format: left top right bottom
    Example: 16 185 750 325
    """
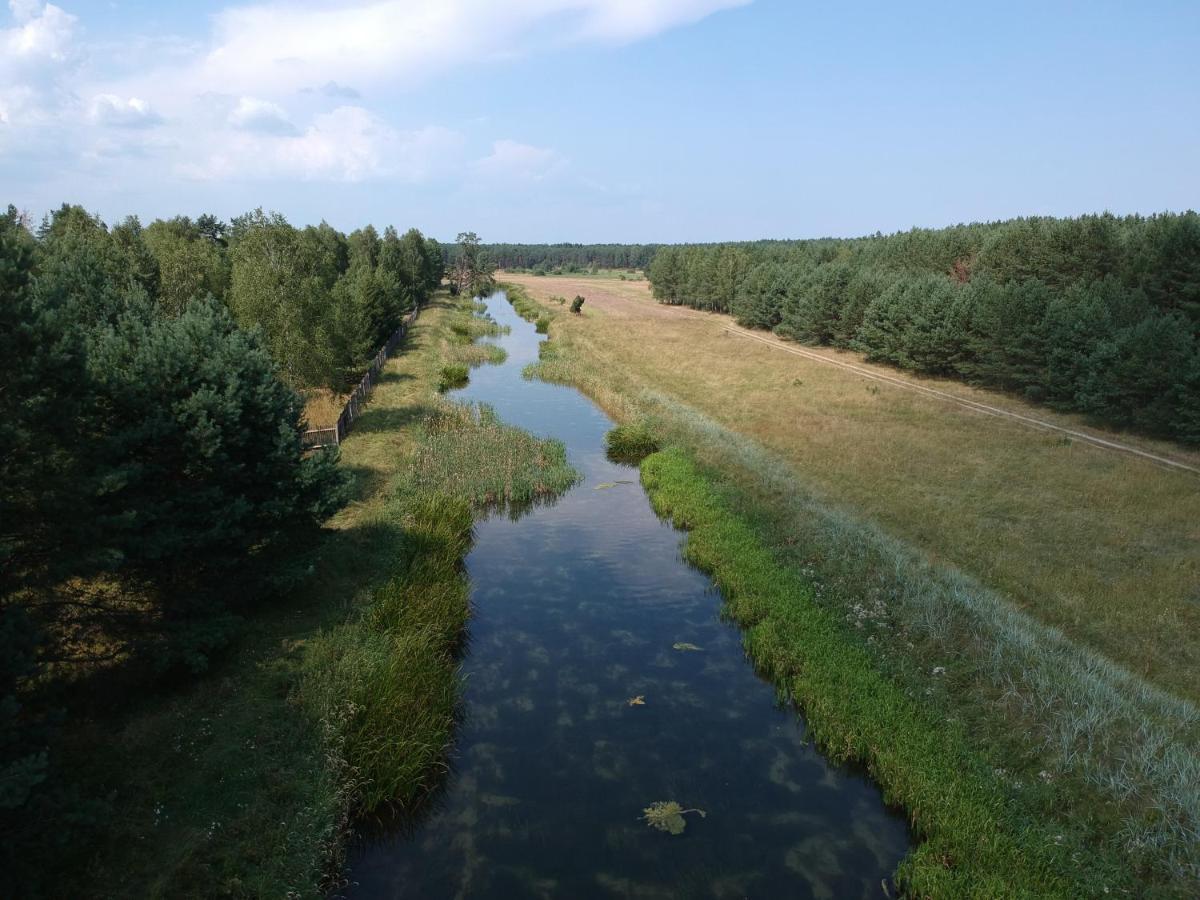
508 280 1199 896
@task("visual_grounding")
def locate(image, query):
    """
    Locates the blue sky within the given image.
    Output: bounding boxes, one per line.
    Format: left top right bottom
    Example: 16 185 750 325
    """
2 0 1197 242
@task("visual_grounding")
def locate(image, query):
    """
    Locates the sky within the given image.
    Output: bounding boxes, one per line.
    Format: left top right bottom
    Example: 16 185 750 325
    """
2 0 1198 243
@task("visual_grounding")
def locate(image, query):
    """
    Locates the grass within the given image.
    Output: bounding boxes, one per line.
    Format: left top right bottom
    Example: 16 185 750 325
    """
506 282 559 336
438 363 470 392
297 495 472 815
41 293 577 898
403 401 577 510
449 342 506 368
445 303 509 368
604 421 660 464
506 281 554 326
502 273 1200 703
640 447 1126 897
301 386 348 428
508 278 1200 894
300 310 577 821
501 267 645 281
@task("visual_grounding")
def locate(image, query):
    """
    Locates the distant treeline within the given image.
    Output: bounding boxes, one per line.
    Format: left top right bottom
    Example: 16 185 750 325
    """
647 213 1200 443
0 202 446 874
444 242 659 272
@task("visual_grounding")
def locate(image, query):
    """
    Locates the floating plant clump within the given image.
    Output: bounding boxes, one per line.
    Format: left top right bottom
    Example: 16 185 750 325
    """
640 801 707 836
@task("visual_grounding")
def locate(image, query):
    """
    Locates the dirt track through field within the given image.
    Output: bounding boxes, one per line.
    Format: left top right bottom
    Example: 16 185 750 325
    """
504 273 1200 475
717 323 1200 475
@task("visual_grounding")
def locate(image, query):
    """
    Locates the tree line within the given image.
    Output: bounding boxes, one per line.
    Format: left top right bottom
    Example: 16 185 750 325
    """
0 202 444 875
648 213 1200 443
444 241 659 273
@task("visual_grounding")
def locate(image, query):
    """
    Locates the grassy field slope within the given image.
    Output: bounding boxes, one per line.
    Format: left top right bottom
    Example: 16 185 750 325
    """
504 272 1200 703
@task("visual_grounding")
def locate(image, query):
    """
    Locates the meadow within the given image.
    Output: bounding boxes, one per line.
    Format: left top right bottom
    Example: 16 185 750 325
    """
507 275 1200 893
506 273 1200 701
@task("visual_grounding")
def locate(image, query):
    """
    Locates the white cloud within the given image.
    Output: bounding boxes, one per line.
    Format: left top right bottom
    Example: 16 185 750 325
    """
227 96 296 135
83 132 177 162
0 0 78 123
574 0 754 41
2 0 747 186
302 81 361 100
275 107 405 181
88 94 162 128
9 0 41 23
193 0 749 96
3 0 73 64
473 139 565 183
181 107 465 183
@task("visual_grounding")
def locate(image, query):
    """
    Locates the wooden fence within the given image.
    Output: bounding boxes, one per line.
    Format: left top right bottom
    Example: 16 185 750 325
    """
301 306 421 450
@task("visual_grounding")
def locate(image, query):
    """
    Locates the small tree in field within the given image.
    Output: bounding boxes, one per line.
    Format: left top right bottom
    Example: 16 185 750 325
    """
570 295 585 314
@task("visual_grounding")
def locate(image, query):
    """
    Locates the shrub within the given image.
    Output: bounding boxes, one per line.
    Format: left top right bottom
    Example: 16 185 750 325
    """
535 315 550 334
605 422 660 464
570 295 585 314
438 363 469 392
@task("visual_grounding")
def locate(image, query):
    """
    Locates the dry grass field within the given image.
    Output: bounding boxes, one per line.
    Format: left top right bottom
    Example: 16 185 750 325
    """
301 386 348 428
503 272 1200 704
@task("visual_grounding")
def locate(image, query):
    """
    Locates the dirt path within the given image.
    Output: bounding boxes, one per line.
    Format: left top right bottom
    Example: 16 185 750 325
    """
502 272 1200 475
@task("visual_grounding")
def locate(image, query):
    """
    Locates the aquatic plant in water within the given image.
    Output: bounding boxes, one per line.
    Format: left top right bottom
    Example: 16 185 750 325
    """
641 801 706 835
438 364 469 392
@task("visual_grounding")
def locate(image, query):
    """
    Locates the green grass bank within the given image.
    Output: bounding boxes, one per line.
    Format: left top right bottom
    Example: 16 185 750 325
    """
640 447 1117 897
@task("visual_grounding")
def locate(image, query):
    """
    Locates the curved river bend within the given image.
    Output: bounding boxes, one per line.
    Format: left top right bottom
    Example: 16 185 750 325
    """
345 292 910 898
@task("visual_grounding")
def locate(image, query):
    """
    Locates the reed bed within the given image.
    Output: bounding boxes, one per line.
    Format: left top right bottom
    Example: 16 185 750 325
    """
445 306 508 369
404 400 578 511
505 282 554 327
298 496 473 813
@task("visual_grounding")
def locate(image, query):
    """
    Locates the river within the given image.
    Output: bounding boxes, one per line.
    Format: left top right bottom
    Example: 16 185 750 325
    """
343 291 910 898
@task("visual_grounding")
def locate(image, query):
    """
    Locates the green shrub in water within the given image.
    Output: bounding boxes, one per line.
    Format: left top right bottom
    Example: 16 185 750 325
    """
605 422 660 464
438 363 469 392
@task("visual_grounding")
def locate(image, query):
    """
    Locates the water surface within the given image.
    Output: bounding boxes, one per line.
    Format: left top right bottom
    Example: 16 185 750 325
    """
344 292 910 898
